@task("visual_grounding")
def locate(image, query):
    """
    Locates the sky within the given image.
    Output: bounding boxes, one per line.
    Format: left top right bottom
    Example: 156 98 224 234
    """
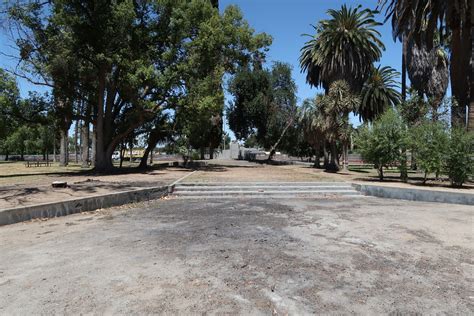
219 0 402 129
1 0 403 130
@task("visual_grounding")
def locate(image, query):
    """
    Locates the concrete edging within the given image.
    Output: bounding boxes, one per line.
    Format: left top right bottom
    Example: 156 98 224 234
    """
0 186 169 226
353 183 474 205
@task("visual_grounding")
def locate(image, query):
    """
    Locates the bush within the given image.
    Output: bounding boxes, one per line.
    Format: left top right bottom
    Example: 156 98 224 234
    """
445 129 474 187
355 109 407 180
409 122 448 183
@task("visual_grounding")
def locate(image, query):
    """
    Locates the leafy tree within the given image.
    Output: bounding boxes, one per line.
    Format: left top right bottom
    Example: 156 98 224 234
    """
0 69 20 159
355 109 408 180
360 66 401 122
445 129 474 187
409 122 449 183
299 97 327 168
175 3 271 160
227 62 297 159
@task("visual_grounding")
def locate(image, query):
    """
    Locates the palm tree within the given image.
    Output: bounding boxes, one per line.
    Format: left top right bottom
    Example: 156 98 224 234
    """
379 0 472 129
300 98 327 167
405 36 449 120
320 81 360 171
360 66 401 122
300 5 385 92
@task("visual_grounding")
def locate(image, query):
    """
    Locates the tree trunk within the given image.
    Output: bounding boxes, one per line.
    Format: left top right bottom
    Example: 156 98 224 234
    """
209 148 214 159
400 149 408 183
119 142 125 168
200 147 205 160
450 25 469 127
59 128 69 167
74 120 79 163
313 146 321 168
323 144 329 168
267 118 293 161
149 149 153 165
129 143 133 164
402 35 407 101
342 142 349 171
139 146 152 169
328 141 339 171
91 125 96 167
378 165 384 181
468 13 474 131
53 137 56 163
81 120 90 168
94 69 110 171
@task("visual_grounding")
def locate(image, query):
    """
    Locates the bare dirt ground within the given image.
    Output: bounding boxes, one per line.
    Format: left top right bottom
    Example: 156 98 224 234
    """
0 162 189 209
185 160 356 183
0 195 472 314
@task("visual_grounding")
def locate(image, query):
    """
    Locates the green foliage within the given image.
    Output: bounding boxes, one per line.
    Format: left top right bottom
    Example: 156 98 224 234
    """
409 121 448 182
300 4 384 91
444 129 474 187
355 109 407 180
227 62 297 151
360 66 401 122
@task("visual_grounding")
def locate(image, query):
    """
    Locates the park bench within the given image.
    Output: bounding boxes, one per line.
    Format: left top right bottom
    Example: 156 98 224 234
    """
25 161 51 167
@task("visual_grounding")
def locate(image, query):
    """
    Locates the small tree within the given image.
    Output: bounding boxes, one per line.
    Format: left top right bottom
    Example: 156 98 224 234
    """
409 122 448 183
445 129 474 187
355 109 407 180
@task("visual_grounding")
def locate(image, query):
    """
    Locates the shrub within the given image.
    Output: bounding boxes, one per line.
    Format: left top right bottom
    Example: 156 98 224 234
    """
444 129 474 187
409 122 448 183
355 109 407 180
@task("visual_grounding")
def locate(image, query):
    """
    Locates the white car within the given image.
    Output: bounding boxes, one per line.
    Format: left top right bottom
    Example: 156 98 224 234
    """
112 152 120 160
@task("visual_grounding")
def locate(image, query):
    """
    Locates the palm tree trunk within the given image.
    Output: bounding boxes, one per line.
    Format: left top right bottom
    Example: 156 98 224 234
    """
313 146 321 168
451 25 469 127
328 141 339 171
468 14 474 131
402 35 407 101
323 144 329 168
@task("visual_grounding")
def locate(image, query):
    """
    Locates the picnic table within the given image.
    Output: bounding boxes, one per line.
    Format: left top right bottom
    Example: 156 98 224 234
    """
25 161 51 167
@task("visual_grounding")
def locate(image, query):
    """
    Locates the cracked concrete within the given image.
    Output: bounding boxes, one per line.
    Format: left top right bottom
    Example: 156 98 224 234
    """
0 196 472 314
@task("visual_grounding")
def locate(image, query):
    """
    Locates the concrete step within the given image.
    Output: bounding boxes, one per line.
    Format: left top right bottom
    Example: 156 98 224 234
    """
173 194 366 200
171 182 362 199
173 190 360 196
177 182 350 187
174 185 355 192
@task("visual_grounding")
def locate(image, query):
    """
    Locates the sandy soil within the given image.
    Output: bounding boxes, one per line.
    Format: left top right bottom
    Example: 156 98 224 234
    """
185 160 356 183
0 166 190 209
0 196 472 314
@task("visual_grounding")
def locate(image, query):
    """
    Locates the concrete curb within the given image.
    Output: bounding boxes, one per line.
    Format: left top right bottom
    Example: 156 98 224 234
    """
167 171 197 193
0 186 168 226
353 183 474 205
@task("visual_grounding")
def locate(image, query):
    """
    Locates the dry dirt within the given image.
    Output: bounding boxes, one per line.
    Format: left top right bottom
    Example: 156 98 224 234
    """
0 163 189 209
0 196 472 314
184 160 356 183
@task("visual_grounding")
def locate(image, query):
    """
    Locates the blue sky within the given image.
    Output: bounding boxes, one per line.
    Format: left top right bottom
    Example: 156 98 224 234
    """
1 0 403 129
220 0 402 128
